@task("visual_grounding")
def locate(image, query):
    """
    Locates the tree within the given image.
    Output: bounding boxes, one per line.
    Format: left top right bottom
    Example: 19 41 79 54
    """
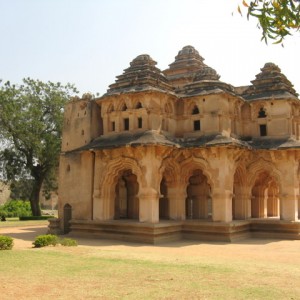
0 78 78 216
239 0 300 44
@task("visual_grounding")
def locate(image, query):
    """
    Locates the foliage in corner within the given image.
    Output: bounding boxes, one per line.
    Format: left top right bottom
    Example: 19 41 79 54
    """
33 234 59 248
238 0 300 44
0 235 14 250
0 199 32 218
59 238 78 247
33 234 78 247
0 78 78 216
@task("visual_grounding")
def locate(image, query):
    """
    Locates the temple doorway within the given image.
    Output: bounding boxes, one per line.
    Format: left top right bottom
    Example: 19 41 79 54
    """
186 169 211 219
251 171 280 219
63 203 72 233
114 170 139 219
159 178 169 220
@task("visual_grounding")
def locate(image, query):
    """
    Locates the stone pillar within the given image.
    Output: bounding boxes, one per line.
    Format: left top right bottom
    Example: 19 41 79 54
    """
298 195 300 219
280 192 298 221
212 189 232 222
233 188 249 220
251 187 265 218
263 189 268 218
139 189 159 223
168 185 186 220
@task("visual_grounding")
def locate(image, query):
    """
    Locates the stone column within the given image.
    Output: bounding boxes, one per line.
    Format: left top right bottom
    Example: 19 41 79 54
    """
276 155 299 221
280 192 298 221
212 189 232 222
168 184 186 220
233 187 250 220
139 188 159 223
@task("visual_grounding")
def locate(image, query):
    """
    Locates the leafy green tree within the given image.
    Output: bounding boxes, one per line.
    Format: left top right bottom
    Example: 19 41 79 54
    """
0 78 78 216
239 0 300 44
9 178 34 201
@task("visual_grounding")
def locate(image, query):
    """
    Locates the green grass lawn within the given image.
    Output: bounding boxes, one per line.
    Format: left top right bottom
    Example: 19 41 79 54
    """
0 218 49 228
1 244 300 300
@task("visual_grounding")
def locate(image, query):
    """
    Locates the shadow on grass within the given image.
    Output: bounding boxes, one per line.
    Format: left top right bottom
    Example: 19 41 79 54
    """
1 226 48 243
65 233 284 249
0 223 290 249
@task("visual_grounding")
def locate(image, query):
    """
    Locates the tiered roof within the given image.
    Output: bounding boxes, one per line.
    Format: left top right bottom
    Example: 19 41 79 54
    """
104 47 298 102
243 63 298 101
106 54 173 94
163 45 206 88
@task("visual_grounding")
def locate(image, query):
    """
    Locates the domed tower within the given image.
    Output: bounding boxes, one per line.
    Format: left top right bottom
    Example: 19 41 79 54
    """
96 54 177 137
107 54 173 94
170 49 243 139
242 63 300 139
163 45 206 89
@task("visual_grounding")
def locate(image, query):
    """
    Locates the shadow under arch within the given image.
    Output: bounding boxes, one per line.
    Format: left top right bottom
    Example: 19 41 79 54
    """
98 157 144 220
247 159 282 219
250 171 280 219
180 156 214 220
114 169 139 219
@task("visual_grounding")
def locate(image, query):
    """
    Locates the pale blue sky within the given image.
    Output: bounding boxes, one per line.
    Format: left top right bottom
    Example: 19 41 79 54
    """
0 0 299 95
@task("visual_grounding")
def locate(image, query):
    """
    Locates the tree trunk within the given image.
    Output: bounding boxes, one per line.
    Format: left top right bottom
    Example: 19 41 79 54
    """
30 179 43 216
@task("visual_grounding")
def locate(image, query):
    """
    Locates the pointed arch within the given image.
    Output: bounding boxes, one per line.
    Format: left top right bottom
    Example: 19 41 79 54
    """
107 103 114 113
98 157 145 220
258 107 267 118
121 103 127 111
247 158 281 219
180 156 214 189
135 101 143 109
247 158 282 193
164 102 173 114
192 105 200 115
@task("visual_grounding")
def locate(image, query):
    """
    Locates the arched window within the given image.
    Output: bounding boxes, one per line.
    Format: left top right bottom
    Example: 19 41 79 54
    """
107 104 114 113
121 103 127 111
192 105 200 115
258 107 267 118
165 103 172 114
135 102 142 109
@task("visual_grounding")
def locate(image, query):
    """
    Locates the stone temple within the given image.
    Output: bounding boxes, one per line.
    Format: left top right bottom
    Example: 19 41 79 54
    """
49 46 300 243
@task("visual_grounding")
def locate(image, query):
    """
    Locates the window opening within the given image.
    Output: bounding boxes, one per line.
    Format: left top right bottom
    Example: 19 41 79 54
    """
258 107 267 118
138 117 142 129
124 118 129 131
111 121 115 132
260 124 267 136
192 105 200 115
194 120 201 131
121 104 127 111
135 102 142 109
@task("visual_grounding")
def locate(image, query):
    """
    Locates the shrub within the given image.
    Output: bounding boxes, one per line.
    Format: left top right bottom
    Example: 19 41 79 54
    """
19 216 52 221
33 234 58 248
60 238 78 247
0 200 32 218
0 235 14 250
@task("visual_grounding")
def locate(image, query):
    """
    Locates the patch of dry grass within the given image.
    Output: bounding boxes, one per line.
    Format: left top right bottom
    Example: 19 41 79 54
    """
1 241 300 300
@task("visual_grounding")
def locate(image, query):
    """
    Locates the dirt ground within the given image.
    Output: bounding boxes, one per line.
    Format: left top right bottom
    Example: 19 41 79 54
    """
2 224 300 266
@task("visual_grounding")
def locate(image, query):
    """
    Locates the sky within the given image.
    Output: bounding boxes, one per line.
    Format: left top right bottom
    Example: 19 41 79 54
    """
0 0 299 96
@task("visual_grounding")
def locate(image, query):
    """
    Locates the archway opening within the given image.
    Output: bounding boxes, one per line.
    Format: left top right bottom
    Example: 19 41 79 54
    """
251 171 279 219
186 169 211 219
159 177 169 220
114 169 139 220
63 203 72 234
